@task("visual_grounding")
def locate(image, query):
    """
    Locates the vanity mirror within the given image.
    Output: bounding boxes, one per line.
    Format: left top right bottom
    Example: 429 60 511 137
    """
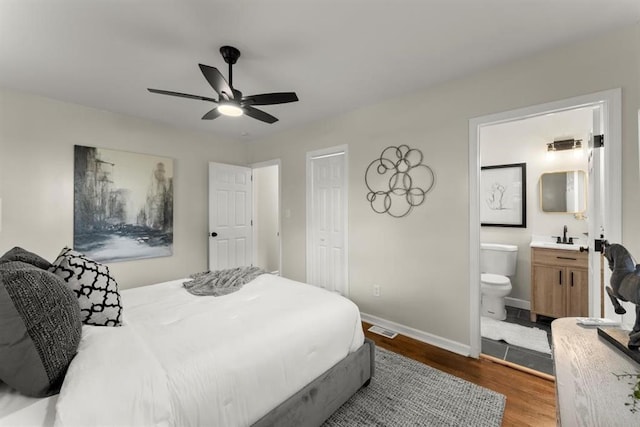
540 170 586 213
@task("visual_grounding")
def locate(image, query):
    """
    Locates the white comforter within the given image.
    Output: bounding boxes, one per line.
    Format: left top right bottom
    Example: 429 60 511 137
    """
53 274 364 427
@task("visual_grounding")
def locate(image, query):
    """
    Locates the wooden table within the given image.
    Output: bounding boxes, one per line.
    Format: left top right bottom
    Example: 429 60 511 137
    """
552 317 640 426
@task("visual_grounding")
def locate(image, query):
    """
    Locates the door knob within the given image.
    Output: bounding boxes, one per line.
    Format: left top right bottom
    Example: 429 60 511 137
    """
211 232 218 237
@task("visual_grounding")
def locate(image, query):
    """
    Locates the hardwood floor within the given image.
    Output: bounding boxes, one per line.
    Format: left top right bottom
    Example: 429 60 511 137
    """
363 322 557 426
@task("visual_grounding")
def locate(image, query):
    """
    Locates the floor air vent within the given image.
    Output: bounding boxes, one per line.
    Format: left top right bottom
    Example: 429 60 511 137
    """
368 325 398 339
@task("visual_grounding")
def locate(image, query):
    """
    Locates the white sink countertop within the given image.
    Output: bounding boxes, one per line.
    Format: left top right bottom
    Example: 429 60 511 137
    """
530 234 584 251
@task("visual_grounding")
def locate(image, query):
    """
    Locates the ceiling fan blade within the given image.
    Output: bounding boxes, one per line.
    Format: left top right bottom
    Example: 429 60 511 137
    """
244 106 278 124
198 64 233 99
242 92 298 106
202 107 221 120
148 88 217 103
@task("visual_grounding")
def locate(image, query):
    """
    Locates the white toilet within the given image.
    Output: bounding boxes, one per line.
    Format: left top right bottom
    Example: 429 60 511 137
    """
480 243 518 320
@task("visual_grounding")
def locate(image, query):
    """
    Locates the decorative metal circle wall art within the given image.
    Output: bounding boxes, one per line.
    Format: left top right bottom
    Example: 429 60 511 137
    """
365 145 435 217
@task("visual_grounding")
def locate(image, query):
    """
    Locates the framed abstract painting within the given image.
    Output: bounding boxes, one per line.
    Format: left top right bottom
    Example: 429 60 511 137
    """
74 145 174 262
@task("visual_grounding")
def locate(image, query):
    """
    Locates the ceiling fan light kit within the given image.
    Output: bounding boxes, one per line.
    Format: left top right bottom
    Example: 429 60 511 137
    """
148 45 298 124
217 102 243 117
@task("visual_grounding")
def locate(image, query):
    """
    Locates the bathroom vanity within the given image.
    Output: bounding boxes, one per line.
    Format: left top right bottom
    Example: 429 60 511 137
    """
530 244 588 321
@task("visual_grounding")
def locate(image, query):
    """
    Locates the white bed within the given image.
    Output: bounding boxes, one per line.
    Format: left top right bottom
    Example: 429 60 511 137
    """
0 274 369 426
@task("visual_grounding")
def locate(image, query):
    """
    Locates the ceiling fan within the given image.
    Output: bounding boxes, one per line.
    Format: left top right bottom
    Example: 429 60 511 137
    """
148 46 298 124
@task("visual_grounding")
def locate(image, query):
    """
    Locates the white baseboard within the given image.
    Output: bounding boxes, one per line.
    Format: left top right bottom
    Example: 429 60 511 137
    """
505 297 530 310
360 312 471 357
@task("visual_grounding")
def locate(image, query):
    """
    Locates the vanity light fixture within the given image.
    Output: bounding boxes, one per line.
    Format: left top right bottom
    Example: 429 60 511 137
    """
547 138 582 152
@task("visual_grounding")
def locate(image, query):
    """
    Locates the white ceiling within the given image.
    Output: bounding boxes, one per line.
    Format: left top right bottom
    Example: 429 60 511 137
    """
1 0 638 141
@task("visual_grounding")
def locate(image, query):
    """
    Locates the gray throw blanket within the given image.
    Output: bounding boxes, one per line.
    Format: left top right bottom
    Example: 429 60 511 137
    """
183 266 266 296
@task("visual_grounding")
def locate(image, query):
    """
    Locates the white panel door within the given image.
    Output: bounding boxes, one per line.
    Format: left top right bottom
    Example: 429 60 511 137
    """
307 150 348 295
588 106 631 324
587 106 605 317
209 162 253 270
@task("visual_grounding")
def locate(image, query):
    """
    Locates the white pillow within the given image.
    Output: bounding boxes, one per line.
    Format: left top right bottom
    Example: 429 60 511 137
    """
49 247 123 327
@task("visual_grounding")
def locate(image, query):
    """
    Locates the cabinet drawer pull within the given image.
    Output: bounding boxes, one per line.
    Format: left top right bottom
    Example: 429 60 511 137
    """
556 256 577 261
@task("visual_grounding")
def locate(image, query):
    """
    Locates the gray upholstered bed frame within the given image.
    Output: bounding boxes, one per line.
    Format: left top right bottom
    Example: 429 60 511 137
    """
252 338 375 427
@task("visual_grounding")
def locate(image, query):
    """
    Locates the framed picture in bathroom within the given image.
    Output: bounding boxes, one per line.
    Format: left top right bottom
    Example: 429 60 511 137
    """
480 163 527 228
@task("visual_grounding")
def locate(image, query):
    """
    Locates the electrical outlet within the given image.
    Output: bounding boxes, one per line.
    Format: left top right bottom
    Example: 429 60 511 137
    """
373 285 381 297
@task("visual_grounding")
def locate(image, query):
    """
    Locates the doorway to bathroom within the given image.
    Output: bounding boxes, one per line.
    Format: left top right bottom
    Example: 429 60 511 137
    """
468 89 623 374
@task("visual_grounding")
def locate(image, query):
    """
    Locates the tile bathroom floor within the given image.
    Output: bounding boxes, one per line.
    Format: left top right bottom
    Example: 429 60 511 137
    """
481 306 555 376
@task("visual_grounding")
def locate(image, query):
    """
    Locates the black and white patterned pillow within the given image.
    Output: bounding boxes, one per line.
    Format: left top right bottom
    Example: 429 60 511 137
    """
49 247 122 327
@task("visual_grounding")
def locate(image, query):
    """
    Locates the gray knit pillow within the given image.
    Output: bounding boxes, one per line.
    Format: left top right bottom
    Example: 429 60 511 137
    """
0 247 52 270
49 248 122 327
0 261 82 397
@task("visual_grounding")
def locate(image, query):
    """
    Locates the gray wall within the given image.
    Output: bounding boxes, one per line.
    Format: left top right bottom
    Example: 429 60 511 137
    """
0 88 247 289
248 24 640 347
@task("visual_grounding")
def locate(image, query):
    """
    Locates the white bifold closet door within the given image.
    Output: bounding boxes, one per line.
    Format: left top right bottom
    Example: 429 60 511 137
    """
306 148 348 295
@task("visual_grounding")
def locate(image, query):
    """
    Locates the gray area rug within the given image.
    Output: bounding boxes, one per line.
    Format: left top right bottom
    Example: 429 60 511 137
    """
323 347 506 427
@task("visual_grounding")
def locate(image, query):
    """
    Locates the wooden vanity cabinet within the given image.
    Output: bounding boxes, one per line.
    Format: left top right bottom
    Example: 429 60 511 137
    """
530 247 588 322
